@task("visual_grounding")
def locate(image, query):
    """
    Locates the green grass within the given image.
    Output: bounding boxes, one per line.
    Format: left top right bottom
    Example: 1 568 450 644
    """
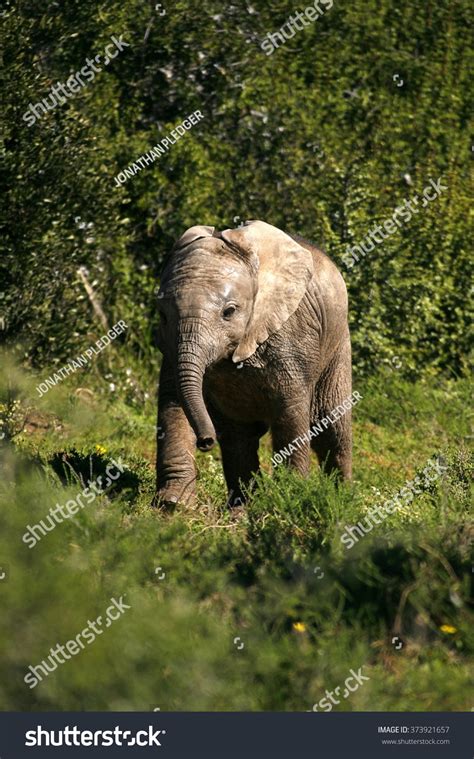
0 360 472 711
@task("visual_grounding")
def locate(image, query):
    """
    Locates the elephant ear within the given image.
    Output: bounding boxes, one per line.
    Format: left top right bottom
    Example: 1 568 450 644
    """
218 220 314 363
173 225 215 251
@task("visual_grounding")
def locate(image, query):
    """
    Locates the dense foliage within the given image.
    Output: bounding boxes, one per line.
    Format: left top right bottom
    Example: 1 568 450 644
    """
1 0 473 378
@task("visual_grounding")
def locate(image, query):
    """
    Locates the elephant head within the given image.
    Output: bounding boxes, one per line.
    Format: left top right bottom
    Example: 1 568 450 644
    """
157 220 314 451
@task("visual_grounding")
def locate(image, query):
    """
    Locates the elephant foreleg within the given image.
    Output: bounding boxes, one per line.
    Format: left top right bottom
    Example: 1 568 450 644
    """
155 357 197 508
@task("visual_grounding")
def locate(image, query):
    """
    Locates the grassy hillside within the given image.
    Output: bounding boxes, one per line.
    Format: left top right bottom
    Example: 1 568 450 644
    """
0 359 472 711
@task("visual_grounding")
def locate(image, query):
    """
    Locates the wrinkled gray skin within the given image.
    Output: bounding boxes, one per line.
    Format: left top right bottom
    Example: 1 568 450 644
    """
155 220 351 509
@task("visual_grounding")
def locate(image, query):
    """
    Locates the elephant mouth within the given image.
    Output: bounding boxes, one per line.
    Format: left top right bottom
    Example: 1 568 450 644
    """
197 435 215 452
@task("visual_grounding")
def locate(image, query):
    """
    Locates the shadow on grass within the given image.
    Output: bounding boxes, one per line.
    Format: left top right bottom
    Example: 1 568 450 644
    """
48 448 141 503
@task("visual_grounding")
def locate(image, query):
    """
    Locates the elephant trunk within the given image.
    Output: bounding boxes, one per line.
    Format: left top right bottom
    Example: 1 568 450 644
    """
176 336 216 452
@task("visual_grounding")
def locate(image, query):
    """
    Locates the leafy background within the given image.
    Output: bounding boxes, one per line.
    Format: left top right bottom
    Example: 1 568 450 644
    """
1 0 472 377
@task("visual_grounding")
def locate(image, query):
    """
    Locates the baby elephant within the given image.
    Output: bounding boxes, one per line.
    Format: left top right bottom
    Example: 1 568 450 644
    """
155 220 352 508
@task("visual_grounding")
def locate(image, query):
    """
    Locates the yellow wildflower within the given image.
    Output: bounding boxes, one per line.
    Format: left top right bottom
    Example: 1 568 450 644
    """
440 624 457 634
95 444 107 455
292 621 306 633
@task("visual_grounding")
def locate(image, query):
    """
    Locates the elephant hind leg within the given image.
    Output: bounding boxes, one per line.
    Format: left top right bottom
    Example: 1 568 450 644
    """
311 419 352 480
218 420 266 507
311 336 353 480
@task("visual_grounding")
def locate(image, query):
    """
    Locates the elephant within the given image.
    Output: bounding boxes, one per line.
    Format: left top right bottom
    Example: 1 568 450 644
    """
154 220 352 509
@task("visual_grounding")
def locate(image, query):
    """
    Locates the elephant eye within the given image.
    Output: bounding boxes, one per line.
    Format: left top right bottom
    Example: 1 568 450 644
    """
223 305 237 319
159 311 167 325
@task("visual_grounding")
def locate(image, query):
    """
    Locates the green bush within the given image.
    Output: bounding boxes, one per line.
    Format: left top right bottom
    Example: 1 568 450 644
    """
1 0 472 378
